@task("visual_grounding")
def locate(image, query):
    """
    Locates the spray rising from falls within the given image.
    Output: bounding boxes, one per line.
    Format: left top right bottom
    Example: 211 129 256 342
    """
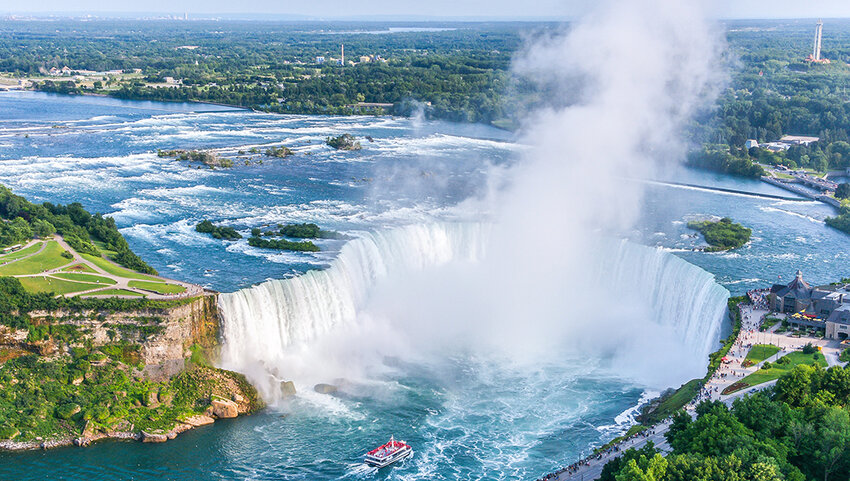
219 223 728 402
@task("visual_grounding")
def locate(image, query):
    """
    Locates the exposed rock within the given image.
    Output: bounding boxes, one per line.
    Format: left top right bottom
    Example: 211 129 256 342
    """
140 431 168 443
182 415 215 427
281 380 297 398
73 437 90 447
211 398 238 418
314 383 338 394
82 420 95 438
232 393 244 403
144 390 159 408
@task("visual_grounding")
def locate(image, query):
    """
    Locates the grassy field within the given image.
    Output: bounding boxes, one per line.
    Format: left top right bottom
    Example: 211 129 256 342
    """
0 242 43 262
87 288 145 297
81 253 160 281
127 280 186 294
17 276 97 295
60 262 98 273
739 351 828 388
744 344 780 365
52 272 117 285
0 241 72 276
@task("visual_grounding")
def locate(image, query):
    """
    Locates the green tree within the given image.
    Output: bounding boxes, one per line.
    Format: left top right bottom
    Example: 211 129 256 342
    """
814 407 850 481
616 454 667 481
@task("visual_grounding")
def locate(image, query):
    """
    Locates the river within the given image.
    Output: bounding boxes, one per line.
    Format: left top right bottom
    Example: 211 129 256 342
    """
0 91 846 480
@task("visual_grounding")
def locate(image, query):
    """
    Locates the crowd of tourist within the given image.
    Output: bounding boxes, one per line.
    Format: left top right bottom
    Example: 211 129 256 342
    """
747 288 770 310
535 422 668 481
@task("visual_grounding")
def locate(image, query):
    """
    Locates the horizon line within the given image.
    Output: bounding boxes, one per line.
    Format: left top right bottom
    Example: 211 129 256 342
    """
4 12 850 22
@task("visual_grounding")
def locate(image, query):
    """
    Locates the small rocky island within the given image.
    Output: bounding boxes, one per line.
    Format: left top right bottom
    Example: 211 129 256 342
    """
687 217 752 252
326 133 362 151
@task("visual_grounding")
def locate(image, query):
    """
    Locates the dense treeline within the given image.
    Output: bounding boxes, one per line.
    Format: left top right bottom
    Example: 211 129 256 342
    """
0 186 155 274
603 362 850 481
690 19 850 177
0 20 530 124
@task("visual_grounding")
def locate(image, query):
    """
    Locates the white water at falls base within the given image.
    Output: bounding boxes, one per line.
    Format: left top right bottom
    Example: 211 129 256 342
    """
218 223 729 402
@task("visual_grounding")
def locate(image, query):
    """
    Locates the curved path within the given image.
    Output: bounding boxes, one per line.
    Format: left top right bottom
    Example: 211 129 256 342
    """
10 235 204 300
0 239 46 266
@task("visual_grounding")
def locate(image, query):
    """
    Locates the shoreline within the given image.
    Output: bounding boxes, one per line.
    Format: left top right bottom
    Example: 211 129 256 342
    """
5 88 251 112
0 411 251 452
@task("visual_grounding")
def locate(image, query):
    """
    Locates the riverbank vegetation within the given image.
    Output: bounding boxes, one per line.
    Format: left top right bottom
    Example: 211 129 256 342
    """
0 185 155 275
637 296 746 425
687 217 752 251
605 360 850 481
0 348 261 443
0 20 519 125
825 201 850 235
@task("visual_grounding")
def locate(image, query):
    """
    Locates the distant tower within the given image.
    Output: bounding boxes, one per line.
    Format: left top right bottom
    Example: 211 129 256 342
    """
813 19 823 61
341 44 345 65
184 12 188 20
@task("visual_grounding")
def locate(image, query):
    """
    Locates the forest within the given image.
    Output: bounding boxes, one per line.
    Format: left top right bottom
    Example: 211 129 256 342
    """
0 20 529 124
601 364 850 481
689 19 850 177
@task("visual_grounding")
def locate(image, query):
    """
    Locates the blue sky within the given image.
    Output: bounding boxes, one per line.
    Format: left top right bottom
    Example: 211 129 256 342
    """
2 0 850 19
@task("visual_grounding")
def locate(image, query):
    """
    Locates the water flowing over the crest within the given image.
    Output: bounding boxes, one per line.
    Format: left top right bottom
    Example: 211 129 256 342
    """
218 223 728 400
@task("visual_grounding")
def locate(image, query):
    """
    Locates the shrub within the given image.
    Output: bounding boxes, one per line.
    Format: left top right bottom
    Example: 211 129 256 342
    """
802 343 817 354
762 361 772 369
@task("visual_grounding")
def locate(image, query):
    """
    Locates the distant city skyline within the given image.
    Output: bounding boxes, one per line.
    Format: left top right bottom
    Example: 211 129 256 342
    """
2 0 850 20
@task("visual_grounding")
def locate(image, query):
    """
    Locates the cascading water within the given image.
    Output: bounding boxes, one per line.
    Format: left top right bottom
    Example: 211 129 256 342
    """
597 239 729 362
218 222 729 402
218 222 491 399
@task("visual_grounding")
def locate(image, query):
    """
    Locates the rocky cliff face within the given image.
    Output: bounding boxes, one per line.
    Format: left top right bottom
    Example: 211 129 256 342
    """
5 295 221 379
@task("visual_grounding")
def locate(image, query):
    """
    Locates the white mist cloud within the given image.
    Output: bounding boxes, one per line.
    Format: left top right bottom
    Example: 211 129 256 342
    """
220 0 729 398
360 0 727 387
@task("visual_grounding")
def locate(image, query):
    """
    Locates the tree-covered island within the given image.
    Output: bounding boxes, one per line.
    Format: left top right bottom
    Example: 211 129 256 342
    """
687 217 752 252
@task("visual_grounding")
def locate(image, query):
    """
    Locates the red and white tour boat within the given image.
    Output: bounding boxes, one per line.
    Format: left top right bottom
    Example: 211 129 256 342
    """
364 436 413 468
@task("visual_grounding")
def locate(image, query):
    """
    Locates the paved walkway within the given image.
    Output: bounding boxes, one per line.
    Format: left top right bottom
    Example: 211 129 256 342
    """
541 301 848 481
554 421 672 481
0 239 46 267
6 235 204 300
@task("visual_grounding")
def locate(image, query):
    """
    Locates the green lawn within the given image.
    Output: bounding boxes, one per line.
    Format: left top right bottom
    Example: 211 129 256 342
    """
60 262 97 274
744 344 780 364
0 242 43 262
739 351 828 388
0 241 72 276
84 288 145 297
17 276 97 295
127 280 186 294
81 253 160 281
52 272 117 285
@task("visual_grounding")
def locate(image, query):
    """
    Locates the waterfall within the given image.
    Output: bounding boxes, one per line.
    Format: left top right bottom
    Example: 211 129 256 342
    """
218 223 728 400
595 240 730 363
